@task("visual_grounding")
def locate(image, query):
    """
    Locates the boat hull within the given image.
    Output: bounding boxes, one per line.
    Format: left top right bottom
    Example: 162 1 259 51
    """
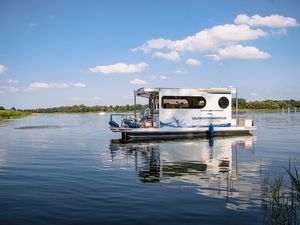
119 127 255 140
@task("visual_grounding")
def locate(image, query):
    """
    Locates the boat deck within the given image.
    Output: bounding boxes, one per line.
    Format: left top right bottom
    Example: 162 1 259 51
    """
111 125 256 140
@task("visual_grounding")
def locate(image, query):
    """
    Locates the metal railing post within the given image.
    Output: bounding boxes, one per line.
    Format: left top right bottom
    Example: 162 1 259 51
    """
236 89 239 126
134 90 137 120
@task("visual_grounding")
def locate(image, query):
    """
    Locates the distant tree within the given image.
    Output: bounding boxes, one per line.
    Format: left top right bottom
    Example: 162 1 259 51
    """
21 99 300 113
232 98 247 109
10 106 16 111
0 106 5 110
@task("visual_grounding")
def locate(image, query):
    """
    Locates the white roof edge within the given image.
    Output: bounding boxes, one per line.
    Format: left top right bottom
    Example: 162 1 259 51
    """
136 87 159 95
136 87 237 94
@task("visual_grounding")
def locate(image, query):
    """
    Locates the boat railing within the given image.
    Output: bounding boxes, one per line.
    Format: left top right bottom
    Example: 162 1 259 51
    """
109 113 138 128
109 112 159 129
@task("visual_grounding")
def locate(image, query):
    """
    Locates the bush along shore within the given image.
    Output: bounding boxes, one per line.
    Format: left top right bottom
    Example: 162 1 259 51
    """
23 99 300 113
0 110 31 121
21 104 147 113
1 99 300 114
232 98 300 110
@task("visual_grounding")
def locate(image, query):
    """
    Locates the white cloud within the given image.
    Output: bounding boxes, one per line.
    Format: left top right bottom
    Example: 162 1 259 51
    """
132 38 173 53
133 24 267 53
7 79 18 84
175 70 188 74
28 82 54 90
159 75 168 80
133 14 298 63
270 28 288 37
0 64 7 74
250 92 258 96
208 45 270 61
234 14 298 28
122 95 131 99
152 51 181 61
72 83 86 87
89 62 148 74
0 86 19 94
129 78 147 85
149 75 168 80
186 58 201 66
29 23 39 28
26 82 86 91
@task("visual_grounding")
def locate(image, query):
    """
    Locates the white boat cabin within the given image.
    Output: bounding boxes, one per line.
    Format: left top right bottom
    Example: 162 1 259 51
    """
109 87 255 139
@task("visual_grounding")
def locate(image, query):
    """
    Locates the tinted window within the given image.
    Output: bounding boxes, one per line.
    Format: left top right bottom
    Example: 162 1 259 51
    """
218 97 229 109
162 96 206 109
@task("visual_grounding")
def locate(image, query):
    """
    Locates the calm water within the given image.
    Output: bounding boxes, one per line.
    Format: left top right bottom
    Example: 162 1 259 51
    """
0 112 299 224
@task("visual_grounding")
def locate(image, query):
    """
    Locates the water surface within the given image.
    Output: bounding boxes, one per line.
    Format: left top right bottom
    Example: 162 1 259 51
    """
0 112 299 224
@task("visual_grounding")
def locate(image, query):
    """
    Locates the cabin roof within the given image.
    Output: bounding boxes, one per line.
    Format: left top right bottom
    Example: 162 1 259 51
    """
136 87 236 97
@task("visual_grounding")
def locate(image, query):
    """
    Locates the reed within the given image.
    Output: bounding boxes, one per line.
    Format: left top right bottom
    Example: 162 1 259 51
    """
0 110 31 121
262 161 299 225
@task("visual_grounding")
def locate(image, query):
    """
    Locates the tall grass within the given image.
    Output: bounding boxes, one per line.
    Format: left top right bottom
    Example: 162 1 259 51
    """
0 110 31 121
262 161 300 225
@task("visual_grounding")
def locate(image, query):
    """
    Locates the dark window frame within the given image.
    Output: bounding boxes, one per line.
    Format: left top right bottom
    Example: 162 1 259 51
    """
218 96 230 109
161 96 206 109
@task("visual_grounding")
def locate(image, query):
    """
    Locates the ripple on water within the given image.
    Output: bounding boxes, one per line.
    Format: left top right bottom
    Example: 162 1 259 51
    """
0 112 299 224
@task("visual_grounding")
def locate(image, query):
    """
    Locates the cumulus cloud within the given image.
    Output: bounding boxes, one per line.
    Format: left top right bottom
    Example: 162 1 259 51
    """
72 83 86 87
129 78 147 85
208 45 271 61
7 79 18 84
149 75 168 80
0 64 7 74
234 14 298 28
152 51 181 61
186 58 201 66
175 70 188 74
89 62 148 74
132 14 297 62
26 82 86 91
133 24 267 53
0 86 19 94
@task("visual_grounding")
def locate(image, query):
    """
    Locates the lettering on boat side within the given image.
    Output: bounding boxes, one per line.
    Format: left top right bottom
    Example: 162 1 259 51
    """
192 116 227 120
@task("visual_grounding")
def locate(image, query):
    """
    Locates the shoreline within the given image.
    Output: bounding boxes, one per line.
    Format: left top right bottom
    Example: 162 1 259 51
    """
1 108 298 121
0 110 32 121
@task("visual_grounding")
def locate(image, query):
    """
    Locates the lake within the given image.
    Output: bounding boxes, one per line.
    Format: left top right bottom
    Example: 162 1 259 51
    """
0 112 299 224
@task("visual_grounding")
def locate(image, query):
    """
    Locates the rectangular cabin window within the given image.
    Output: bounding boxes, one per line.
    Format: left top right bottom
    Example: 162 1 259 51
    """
161 96 206 109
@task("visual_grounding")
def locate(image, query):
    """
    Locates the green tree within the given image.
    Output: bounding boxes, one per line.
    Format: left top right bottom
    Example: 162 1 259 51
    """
232 98 247 109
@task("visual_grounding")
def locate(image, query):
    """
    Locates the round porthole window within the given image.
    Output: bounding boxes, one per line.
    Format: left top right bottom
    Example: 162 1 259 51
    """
218 97 229 109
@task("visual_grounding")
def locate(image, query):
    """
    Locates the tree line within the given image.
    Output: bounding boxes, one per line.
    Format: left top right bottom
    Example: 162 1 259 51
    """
1 99 300 113
232 98 300 110
19 104 147 113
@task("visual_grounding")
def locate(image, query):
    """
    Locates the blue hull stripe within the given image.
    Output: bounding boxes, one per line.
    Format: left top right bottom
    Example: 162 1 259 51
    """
207 92 231 94
160 122 231 128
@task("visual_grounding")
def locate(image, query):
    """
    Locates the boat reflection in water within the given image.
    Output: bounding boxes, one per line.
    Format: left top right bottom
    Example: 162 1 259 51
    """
109 136 261 211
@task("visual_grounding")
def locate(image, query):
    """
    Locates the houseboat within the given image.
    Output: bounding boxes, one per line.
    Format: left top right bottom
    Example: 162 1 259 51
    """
109 87 256 140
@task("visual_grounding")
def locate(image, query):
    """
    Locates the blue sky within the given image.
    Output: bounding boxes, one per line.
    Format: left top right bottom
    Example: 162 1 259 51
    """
0 0 299 109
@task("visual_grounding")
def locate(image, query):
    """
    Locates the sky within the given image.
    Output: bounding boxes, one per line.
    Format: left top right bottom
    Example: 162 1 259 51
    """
0 0 299 109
